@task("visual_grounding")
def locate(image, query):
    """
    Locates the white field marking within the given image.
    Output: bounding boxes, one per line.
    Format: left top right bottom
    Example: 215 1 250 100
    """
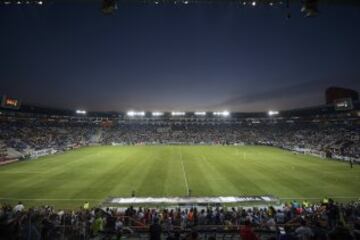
0 197 102 201
280 196 360 200
178 148 189 195
0 171 45 174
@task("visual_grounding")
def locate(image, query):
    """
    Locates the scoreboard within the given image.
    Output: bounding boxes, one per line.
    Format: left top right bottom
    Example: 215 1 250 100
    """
1 95 21 110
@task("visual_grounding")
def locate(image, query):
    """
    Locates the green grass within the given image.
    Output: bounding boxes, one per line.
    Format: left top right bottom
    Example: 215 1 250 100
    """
0 145 359 209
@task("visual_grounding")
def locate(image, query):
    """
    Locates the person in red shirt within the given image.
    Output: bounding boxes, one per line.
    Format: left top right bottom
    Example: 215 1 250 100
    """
240 220 260 240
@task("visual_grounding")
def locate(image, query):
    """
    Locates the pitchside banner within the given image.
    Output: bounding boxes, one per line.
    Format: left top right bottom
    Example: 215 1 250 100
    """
104 196 279 206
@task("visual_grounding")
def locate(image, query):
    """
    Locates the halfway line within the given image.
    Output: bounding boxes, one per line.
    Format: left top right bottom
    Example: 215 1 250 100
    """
178 148 189 195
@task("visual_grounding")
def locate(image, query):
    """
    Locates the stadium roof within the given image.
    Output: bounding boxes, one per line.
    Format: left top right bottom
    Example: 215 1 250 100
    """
53 0 360 4
0 100 358 118
2 0 360 5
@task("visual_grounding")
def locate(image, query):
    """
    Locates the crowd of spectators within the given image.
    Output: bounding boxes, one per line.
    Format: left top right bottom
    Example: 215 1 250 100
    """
0 116 359 161
0 199 359 239
0 120 97 160
101 123 360 159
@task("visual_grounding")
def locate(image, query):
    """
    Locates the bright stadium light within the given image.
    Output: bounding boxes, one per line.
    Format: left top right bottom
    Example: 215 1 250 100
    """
194 112 206 116
222 111 230 116
76 110 87 115
252 1 256 6
171 111 186 116
213 111 230 117
127 111 135 117
268 110 279 116
152 112 164 116
127 111 145 117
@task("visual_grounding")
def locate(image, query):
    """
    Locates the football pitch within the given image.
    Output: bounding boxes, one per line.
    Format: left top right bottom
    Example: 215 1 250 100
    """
0 145 359 208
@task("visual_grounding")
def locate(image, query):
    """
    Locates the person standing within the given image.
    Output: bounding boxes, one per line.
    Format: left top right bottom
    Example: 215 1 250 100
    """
83 201 90 210
240 220 259 240
150 218 162 240
295 220 314 240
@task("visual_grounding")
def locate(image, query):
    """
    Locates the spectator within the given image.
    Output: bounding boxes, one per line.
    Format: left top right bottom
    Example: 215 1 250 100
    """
149 218 161 240
295 219 313 240
13 201 25 213
240 219 259 240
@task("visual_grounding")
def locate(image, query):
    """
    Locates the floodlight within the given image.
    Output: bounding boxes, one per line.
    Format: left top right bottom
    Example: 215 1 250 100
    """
194 112 206 116
127 111 135 117
213 111 230 117
76 110 87 115
268 110 279 116
127 111 145 117
171 112 185 116
152 112 164 116
252 1 256 6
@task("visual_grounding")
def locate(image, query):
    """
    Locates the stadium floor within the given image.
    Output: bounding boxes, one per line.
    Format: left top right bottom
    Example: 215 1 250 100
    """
0 145 359 208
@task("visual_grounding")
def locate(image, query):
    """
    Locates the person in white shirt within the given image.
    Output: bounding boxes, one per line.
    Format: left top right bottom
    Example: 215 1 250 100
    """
13 201 25 213
115 217 124 232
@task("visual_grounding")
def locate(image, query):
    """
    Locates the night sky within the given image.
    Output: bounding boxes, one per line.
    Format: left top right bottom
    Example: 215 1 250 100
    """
1 2 360 112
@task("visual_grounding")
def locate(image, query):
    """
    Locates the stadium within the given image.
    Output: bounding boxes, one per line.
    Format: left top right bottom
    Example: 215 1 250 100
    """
1 92 360 239
1 0 360 239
